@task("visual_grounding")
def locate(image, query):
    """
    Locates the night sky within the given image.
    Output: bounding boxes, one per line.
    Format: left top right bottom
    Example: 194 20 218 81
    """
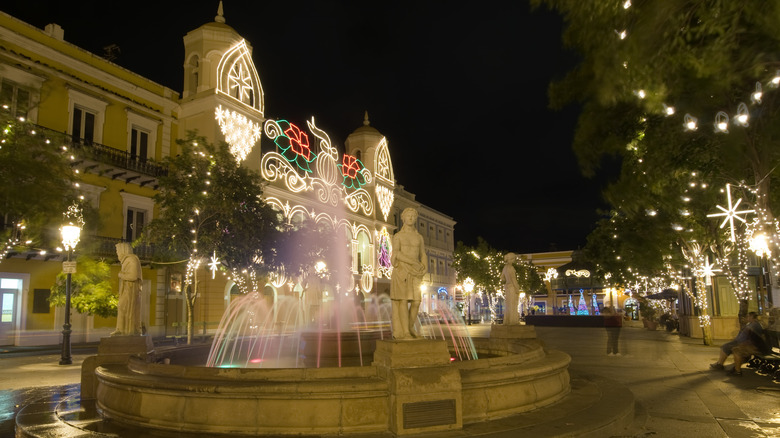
3 1 611 253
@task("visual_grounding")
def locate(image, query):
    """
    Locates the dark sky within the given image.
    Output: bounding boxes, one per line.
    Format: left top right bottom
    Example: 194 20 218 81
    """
3 1 609 253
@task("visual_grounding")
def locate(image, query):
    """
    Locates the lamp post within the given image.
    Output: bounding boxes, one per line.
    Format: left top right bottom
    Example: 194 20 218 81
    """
463 277 474 325
59 205 83 365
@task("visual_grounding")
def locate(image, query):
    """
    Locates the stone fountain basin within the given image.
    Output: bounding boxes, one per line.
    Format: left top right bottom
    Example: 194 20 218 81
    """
93 337 570 436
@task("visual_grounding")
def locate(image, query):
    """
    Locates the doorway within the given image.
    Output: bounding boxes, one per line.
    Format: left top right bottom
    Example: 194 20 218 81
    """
0 287 17 345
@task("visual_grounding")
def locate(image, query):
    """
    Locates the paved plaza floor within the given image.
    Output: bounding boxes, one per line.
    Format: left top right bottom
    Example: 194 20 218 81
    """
1 325 779 437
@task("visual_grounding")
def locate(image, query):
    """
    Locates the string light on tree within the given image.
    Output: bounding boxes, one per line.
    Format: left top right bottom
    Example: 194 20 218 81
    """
751 82 763 103
610 4 780 139
714 111 729 133
684 114 698 131
734 103 749 126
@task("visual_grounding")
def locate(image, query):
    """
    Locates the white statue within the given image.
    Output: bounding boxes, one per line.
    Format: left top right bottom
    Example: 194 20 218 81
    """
304 266 322 323
112 242 142 336
390 208 427 339
501 252 520 325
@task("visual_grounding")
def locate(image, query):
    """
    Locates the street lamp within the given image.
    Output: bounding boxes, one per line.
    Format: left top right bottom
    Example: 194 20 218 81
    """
59 204 83 365
463 277 474 325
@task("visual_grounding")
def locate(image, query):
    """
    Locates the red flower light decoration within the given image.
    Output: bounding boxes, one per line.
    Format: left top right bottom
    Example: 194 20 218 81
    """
285 124 311 160
274 120 316 173
339 154 367 189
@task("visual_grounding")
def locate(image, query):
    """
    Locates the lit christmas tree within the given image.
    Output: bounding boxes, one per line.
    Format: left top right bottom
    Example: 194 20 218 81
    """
577 290 589 315
592 296 600 315
568 295 576 315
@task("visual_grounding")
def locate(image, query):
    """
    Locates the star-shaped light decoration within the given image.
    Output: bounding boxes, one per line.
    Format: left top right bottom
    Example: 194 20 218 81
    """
707 183 754 242
695 255 719 286
228 61 253 102
208 251 221 279
543 268 558 282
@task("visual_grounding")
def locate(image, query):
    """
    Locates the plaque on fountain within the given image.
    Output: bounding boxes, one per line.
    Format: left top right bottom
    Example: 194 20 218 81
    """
373 338 463 435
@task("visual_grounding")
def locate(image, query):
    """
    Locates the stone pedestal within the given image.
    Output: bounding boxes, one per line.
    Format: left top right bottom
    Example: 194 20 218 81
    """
374 339 462 435
81 335 154 400
490 323 537 339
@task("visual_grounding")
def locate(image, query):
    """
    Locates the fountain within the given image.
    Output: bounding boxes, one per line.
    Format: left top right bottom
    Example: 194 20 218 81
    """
205 291 476 369
83 212 570 436
85 296 570 436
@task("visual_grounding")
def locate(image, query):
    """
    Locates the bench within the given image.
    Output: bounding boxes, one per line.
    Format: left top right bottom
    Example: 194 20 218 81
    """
747 330 780 383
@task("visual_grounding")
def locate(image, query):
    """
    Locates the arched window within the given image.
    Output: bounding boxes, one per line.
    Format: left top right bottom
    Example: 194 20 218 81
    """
356 230 370 274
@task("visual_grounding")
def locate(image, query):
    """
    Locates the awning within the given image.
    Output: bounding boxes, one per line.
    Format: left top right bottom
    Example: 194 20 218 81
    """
646 289 678 300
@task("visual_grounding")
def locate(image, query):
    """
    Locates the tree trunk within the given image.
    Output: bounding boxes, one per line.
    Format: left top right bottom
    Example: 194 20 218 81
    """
186 277 198 345
738 299 748 327
701 322 712 346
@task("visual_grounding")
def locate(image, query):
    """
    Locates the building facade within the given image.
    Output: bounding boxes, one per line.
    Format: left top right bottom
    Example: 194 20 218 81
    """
0 8 456 346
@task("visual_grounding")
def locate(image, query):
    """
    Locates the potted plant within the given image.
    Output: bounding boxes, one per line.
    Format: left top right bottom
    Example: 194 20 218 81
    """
638 298 658 330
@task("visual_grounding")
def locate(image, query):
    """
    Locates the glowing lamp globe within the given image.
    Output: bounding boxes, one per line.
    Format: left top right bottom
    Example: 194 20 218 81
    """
61 224 81 251
463 277 475 293
749 234 770 258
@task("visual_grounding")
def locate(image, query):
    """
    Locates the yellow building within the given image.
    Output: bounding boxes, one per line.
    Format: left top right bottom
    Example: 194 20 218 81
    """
0 12 179 345
0 7 456 346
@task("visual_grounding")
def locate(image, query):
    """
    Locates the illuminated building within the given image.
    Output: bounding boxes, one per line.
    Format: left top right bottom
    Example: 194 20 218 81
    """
0 6 455 345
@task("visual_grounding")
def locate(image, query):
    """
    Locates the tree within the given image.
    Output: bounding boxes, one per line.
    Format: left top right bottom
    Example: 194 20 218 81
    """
534 0 780 317
451 238 545 319
144 133 282 344
49 256 115 318
0 114 78 256
274 217 346 284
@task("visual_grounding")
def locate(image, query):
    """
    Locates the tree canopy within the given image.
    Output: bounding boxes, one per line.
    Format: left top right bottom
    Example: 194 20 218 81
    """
144 133 282 342
534 0 780 286
49 256 115 318
451 238 545 296
0 115 78 252
145 133 282 279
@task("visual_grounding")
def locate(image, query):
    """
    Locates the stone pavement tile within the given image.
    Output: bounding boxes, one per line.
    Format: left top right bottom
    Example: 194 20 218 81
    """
718 419 775 438
695 379 749 419
641 414 727 438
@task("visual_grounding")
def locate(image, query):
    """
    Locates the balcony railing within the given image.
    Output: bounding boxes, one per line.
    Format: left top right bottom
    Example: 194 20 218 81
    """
32 123 168 178
86 235 156 261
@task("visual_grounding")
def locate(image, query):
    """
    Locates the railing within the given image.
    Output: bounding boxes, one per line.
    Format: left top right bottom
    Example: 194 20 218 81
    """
32 123 168 178
85 235 156 261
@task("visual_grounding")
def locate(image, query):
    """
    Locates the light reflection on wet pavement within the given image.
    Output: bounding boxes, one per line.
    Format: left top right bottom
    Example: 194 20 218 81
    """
1 385 79 437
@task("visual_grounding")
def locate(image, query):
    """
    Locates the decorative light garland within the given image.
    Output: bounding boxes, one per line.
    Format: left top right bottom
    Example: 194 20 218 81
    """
262 117 375 216
615 2 780 134
339 154 367 189
376 227 393 278
215 39 264 115
214 105 261 162
376 185 394 221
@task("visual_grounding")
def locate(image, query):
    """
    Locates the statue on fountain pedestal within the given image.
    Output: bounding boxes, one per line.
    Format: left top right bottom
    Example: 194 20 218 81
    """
501 252 520 325
390 208 427 339
111 242 142 336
